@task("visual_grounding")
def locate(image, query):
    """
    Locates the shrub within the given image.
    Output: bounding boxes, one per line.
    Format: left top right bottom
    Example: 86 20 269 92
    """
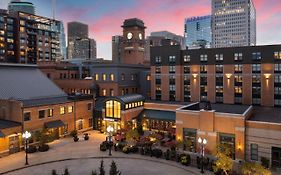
70 130 77 137
261 157 270 169
180 154 191 166
130 146 139 153
63 168 70 175
26 145 37 153
38 144 49 152
122 146 130 154
100 143 107 151
152 148 163 158
84 133 89 140
73 136 79 142
51 169 58 175
109 161 121 175
241 161 272 175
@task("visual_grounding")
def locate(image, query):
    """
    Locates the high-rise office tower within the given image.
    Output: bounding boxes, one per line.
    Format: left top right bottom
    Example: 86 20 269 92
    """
212 0 256 48
67 21 88 59
56 21 66 60
184 15 212 49
112 35 123 63
72 38 96 59
8 0 35 15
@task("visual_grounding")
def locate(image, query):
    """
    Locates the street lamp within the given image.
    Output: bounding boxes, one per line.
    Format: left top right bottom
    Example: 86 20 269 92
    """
22 131 31 165
106 125 114 156
198 137 207 174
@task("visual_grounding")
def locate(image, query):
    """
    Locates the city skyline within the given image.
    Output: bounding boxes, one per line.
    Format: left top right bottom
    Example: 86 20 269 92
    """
0 0 280 60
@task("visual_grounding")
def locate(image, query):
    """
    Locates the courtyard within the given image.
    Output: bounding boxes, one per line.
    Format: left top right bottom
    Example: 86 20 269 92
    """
0 131 206 175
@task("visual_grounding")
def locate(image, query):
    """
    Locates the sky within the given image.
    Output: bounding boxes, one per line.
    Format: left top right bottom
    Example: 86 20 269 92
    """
0 0 281 60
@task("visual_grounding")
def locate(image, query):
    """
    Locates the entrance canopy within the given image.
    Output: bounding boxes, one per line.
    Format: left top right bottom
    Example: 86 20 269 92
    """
138 109 176 121
45 120 65 129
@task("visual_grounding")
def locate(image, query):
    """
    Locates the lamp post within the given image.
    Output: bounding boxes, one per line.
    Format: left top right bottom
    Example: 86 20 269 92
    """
198 137 207 174
107 125 114 156
22 131 31 165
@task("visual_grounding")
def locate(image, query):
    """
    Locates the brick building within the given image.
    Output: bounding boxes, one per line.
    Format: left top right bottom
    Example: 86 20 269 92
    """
0 64 93 156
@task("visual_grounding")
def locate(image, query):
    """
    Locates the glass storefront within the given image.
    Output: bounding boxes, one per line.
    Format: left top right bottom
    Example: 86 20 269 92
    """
272 147 281 168
183 128 197 152
219 133 235 159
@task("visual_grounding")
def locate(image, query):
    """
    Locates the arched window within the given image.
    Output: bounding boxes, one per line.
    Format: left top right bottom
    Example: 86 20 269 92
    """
105 100 121 119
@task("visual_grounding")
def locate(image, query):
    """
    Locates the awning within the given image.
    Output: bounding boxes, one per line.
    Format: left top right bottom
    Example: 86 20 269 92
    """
0 131 5 138
139 109 176 121
44 120 65 129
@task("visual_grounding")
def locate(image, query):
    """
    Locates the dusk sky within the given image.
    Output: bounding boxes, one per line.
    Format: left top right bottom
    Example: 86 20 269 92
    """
1 0 281 60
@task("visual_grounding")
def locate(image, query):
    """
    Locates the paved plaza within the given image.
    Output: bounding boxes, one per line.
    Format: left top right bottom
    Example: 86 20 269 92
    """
0 131 208 175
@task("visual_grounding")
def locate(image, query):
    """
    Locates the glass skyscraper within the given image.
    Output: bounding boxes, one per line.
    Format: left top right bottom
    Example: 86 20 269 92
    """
184 15 212 48
212 0 256 48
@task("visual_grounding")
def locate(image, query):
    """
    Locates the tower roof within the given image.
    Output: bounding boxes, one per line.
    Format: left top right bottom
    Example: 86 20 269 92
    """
122 18 146 29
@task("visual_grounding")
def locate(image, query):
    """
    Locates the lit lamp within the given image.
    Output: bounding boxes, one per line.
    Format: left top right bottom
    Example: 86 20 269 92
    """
264 73 271 80
106 125 114 156
192 73 198 79
22 131 31 165
198 137 207 174
225 73 232 79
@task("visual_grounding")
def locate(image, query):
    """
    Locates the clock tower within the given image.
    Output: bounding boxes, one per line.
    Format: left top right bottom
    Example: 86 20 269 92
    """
122 18 146 65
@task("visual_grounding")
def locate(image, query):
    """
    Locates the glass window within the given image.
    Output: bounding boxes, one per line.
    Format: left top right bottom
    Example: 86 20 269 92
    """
169 56 176 63
95 74 99 81
87 103 92 111
105 100 121 118
183 128 197 152
24 112 31 121
252 64 261 72
39 110 45 119
121 74 125 81
155 56 161 63
102 89 106 96
216 65 223 73
102 74 106 81
146 75 151 81
252 52 262 60
184 55 190 62
60 107 65 115
200 54 208 62
251 144 258 161
110 74 114 81
234 53 243 61
234 64 243 72
48 109 53 117
169 66 176 73
274 51 281 60
68 106 73 113
215 54 223 61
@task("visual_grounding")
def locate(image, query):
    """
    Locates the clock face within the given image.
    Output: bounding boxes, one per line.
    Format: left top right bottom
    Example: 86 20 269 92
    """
127 32 133 40
139 33 142 40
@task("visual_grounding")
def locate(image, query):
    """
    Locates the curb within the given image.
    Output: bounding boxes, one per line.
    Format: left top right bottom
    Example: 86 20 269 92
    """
0 156 201 175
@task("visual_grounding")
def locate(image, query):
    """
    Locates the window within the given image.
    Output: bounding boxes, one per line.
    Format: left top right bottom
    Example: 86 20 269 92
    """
102 89 106 96
89 118 93 128
68 106 73 113
169 66 176 73
110 89 114 96
109 74 114 81
200 54 208 62
251 144 258 161
215 54 223 61
234 64 243 73
24 112 31 121
274 51 281 60
252 64 261 72
39 110 45 119
252 52 261 60
131 74 135 80
184 55 190 62
234 53 243 61
183 128 197 152
146 75 151 81
274 64 281 72
215 65 223 73
102 74 107 81
200 65 207 73
155 66 161 73
88 103 92 110
48 109 53 117
169 56 176 63
155 56 161 63
121 74 125 80
95 74 99 81
60 107 65 115
105 100 121 118
184 66 190 73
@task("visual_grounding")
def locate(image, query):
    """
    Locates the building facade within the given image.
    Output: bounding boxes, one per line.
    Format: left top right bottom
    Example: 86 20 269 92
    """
112 35 124 64
184 15 212 48
212 0 256 48
0 64 93 156
0 10 61 63
151 43 281 107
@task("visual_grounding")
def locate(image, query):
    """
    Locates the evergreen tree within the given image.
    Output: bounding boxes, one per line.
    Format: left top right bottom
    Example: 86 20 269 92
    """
63 168 70 175
109 161 120 175
51 169 58 175
99 160 105 175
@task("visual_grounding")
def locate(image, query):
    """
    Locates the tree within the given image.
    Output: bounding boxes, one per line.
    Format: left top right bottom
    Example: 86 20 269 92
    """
213 144 233 175
99 160 105 175
63 168 70 175
51 169 58 175
241 162 272 175
109 161 121 175
92 170 97 175
126 129 139 141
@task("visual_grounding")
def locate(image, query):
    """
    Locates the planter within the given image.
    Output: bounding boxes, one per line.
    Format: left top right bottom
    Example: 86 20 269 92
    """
73 136 79 142
84 133 89 141
26 145 37 153
38 144 49 152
